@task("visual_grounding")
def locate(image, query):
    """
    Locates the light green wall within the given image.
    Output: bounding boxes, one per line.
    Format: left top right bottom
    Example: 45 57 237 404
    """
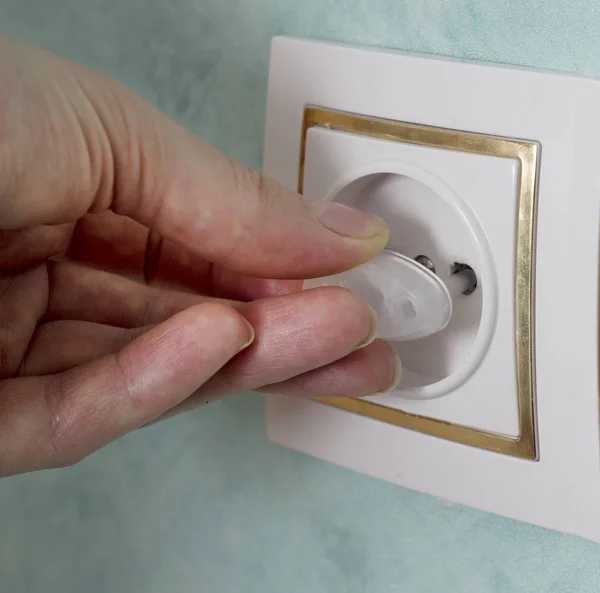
2 1 600 591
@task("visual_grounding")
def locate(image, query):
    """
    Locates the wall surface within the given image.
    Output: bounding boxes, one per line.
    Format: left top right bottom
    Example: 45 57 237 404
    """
2 1 600 591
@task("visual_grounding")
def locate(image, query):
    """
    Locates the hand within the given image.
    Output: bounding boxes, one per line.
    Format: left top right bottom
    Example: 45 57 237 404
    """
0 35 400 477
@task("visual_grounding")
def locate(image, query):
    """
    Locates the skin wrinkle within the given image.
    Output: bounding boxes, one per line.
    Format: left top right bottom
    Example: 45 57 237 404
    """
98 79 131 216
112 349 137 413
42 71 92 222
143 231 163 284
68 76 110 218
17 266 51 377
93 78 171 228
0 268 48 377
135 114 172 229
42 374 69 466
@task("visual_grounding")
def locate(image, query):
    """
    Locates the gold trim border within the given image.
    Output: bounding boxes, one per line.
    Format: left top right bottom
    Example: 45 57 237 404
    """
300 106 539 460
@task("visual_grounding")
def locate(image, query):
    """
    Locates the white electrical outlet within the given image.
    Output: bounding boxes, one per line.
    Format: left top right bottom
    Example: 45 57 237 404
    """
263 37 600 543
303 126 517 437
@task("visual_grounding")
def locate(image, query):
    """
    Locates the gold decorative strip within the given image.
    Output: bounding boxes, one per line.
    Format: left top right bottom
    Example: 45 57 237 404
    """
299 106 538 460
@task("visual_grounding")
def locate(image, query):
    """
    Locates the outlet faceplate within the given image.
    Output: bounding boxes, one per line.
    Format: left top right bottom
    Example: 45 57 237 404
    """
263 37 600 542
303 122 529 443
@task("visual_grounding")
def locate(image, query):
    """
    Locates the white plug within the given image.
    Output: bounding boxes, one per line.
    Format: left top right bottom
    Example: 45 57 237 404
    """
304 249 453 341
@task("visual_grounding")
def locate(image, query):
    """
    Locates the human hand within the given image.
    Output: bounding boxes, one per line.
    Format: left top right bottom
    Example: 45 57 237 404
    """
0 35 400 476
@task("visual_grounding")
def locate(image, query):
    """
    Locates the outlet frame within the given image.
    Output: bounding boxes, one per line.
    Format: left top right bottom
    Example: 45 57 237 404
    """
263 36 600 542
299 106 538 460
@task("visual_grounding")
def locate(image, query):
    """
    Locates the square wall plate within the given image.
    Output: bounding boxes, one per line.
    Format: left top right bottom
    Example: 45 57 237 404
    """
303 124 525 443
263 37 600 542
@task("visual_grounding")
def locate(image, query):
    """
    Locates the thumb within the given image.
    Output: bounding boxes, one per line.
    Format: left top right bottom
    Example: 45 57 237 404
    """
0 34 389 278
0 303 254 476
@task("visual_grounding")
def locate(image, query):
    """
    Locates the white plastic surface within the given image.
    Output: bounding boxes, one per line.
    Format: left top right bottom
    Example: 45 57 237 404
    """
263 37 600 543
304 249 453 341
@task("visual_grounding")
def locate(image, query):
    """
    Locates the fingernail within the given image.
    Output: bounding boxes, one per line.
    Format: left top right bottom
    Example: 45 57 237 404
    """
237 320 256 353
355 304 379 350
378 349 403 394
308 201 389 239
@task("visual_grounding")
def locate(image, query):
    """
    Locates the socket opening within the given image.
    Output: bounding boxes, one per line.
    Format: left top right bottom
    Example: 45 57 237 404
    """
332 172 487 399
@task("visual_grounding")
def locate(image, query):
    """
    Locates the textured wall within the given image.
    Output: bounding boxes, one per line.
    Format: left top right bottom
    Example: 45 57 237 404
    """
2 1 600 591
